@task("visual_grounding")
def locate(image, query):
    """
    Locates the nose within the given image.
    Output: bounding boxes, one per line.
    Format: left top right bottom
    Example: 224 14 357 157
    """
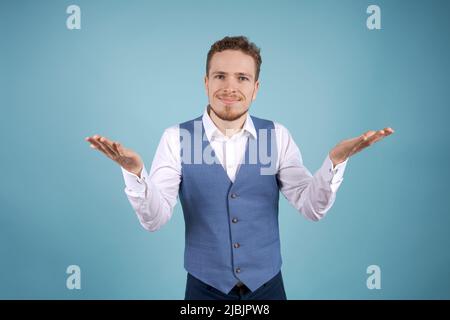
222 78 238 94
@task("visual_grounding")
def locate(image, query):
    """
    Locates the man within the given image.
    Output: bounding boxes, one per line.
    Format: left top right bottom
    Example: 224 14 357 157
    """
85 36 394 300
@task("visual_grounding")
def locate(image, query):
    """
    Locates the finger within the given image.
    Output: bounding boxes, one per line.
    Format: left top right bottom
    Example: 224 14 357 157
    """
344 129 375 152
98 136 115 149
85 137 104 152
370 129 389 142
86 134 104 146
361 131 383 147
112 142 124 156
88 139 114 158
350 128 394 156
383 127 395 136
100 142 118 159
347 130 377 156
356 129 389 151
88 136 118 159
85 135 101 148
367 135 384 146
346 135 364 146
354 130 376 149
85 137 96 148
100 137 117 154
97 137 118 156
86 136 103 147
363 130 377 140
85 136 99 144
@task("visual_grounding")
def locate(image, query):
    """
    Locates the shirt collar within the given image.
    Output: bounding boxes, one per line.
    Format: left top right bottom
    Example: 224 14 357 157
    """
202 107 257 141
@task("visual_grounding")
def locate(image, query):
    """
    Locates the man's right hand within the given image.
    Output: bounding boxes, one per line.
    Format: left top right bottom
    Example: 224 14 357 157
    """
85 135 144 177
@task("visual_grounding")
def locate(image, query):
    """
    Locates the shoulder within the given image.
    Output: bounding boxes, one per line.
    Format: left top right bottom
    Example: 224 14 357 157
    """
250 115 290 134
272 121 297 154
273 121 290 136
162 124 179 138
249 115 275 130
251 116 291 138
162 114 203 138
161 113 206 145
178 115 203 130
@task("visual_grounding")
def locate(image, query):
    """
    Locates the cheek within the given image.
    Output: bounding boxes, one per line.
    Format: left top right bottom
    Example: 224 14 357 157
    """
243 86 256 99
208 82 220 95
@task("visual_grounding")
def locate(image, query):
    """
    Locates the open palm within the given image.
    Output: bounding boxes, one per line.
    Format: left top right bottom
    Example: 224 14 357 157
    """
329 127 395 166
85 135 144 177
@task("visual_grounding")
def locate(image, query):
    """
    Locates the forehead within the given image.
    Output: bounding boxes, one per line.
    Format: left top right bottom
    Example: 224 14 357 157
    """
209 50 256 76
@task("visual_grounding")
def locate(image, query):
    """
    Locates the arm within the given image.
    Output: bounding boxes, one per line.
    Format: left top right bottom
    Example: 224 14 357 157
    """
276 124 394 221
275 123 348 221
121 126 181 231
85 126 181 232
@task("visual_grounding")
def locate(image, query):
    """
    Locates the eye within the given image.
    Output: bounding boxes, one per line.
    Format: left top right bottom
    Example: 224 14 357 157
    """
214 75 225 80
239 76 249 81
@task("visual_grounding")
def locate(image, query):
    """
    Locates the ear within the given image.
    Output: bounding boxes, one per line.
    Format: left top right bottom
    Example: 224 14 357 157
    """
252 80 260 101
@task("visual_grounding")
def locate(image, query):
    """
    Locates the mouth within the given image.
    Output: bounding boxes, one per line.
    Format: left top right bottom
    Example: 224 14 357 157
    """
218 96 241 104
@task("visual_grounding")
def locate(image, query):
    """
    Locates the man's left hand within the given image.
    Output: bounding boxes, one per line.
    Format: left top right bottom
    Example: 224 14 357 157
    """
329 127 395 167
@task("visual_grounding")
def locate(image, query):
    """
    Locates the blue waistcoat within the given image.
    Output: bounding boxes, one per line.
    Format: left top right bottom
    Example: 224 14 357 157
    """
178 115 282 294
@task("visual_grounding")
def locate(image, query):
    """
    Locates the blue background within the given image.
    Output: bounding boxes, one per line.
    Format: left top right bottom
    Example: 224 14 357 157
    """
1 0 449 299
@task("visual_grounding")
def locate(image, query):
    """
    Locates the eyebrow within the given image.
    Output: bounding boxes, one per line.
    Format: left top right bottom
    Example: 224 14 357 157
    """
211 71 254 79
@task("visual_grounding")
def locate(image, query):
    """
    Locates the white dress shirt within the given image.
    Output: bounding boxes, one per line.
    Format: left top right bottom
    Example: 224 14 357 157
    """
121 109 348 232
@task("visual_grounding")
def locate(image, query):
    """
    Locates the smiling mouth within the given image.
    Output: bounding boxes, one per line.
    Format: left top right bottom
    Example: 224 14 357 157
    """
218 96 241 104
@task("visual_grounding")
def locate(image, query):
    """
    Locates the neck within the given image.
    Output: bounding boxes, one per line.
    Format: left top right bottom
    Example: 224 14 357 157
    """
207 105 247 138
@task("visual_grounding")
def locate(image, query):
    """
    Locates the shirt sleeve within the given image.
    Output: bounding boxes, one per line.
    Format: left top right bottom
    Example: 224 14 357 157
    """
121 125 181 231
275 123 348 221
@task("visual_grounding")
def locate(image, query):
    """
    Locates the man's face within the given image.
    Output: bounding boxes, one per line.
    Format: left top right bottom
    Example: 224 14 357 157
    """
204 50 260 121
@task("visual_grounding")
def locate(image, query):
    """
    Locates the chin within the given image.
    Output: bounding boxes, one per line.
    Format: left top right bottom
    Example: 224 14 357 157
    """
215 107 248 122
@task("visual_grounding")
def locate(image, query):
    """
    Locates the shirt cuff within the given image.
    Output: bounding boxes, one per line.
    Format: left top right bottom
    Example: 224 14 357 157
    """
121 165 149 194
321 154 349 192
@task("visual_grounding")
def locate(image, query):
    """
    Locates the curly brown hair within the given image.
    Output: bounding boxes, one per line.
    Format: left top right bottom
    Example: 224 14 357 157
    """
206 36 262 81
